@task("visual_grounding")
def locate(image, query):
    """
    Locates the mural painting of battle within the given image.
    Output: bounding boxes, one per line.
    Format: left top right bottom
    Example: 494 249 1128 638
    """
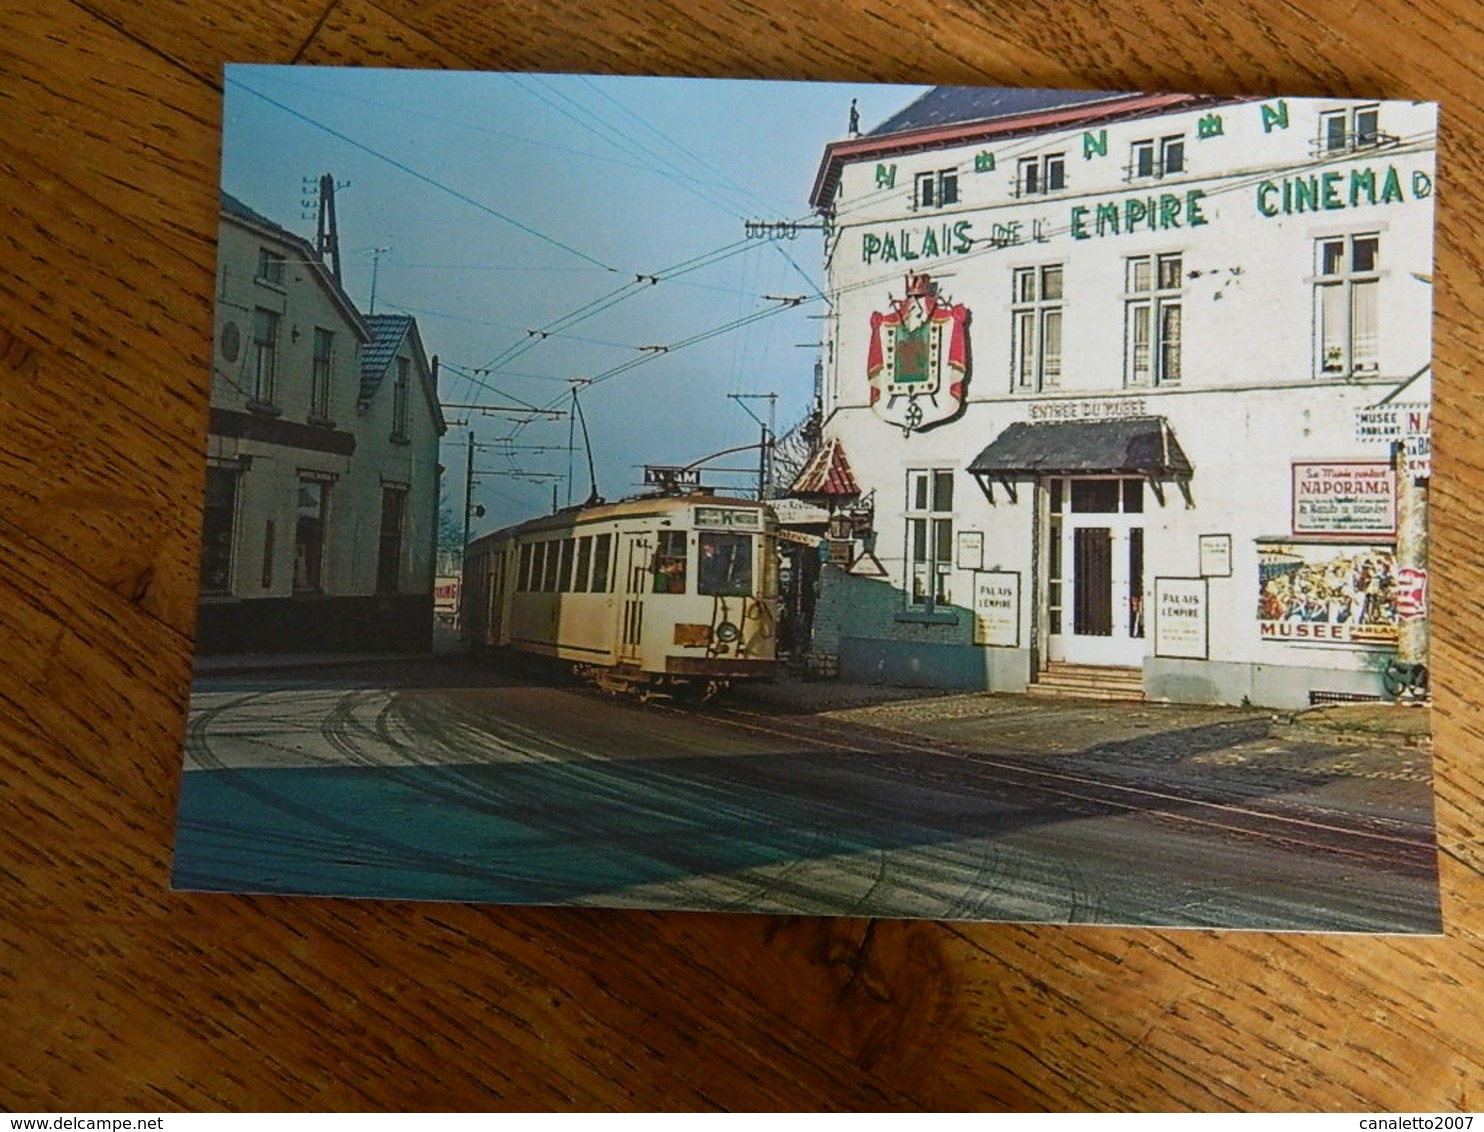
176 68 1439 932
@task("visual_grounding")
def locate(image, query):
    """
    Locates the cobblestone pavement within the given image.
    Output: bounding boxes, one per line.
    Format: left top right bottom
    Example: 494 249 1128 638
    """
736 677 1434 787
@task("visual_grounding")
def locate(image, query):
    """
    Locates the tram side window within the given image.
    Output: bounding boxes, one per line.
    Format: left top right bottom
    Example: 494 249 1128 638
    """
528 542 545 592
591 533 612 593
542 540 560 592
574 536 593 593
652 529 687 593
519 543 534 591
558 537 576 592
698 532 752 596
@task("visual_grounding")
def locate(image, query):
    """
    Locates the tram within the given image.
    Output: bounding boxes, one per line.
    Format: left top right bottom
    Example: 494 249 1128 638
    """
462 491 780 697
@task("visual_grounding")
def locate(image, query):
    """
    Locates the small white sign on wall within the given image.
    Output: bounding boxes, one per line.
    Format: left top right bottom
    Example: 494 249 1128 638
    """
957 530 984 570
1154 577 1209 660
973 571 1020 647
1199 533 1232 578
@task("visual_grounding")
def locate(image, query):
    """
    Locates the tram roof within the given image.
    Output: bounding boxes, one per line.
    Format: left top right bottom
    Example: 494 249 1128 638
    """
470 492 771 546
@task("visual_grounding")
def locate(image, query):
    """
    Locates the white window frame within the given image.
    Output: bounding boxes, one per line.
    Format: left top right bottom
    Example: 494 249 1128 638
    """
1012 263 1064 392
1125 253 1183 387
256 248 286 286
251 308 279 405
310 327 333 420
1315 233 1381 377
1319 105 1383 154
1016 153 1066 197
914 167 959 210
1130 135 1186 180
905 469 955 611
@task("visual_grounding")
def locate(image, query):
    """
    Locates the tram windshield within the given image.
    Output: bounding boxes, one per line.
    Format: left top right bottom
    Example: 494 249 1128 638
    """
698 532 752 596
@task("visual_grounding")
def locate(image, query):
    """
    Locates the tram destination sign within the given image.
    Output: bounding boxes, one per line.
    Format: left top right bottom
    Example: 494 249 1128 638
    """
645 465 702 488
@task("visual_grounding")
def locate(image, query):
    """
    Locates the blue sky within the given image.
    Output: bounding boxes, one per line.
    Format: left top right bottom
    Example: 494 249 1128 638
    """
219 66 928 533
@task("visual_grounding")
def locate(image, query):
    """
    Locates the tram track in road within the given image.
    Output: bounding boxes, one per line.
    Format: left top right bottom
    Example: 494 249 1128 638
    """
655 695 1438 879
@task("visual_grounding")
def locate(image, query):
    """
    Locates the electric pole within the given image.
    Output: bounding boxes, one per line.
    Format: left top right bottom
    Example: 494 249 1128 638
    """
729 392 777 500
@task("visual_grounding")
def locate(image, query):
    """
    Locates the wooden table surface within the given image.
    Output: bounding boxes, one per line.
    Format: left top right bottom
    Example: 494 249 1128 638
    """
4 0 1483 1112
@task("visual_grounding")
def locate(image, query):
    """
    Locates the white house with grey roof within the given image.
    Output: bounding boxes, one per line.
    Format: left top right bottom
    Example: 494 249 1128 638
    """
799 86 1435 708
198 193 447 653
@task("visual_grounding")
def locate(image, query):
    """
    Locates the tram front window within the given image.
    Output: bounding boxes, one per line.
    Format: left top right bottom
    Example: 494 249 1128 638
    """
699 532 752 596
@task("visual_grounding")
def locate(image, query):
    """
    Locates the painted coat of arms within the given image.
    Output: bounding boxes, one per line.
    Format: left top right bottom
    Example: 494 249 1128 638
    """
866 273 970 433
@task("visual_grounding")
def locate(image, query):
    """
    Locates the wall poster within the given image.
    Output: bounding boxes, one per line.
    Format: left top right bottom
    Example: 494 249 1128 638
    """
972 571 1020 647
1257 543 1398 645
1292 461 1396 537
1154 577 1209 659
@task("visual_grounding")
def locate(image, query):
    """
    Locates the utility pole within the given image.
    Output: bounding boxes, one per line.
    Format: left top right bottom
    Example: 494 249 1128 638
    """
1390 437 1430 698
315 173 342 283
462 430 475 552
728 392 777 501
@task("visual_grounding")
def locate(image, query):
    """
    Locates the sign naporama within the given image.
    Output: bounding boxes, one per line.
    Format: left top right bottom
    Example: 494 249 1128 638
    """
858 99 1433 268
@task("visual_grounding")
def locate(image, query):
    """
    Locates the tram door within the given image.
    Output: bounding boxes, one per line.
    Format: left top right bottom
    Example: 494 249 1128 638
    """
1045 477 1146 667
617 532 651 664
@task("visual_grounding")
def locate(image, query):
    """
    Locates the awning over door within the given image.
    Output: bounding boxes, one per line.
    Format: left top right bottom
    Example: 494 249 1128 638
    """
967 416 1192 502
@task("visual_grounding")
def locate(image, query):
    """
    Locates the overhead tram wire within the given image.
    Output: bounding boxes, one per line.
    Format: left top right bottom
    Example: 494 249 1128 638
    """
517 73 771 222
471 234 764 376
503 294 820 448
228 77 621 274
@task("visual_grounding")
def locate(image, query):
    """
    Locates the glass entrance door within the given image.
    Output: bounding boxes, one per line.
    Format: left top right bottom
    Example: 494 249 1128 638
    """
1046 478 1146 666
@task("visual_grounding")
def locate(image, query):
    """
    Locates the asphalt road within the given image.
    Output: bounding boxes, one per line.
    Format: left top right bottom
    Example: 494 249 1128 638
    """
173 658 1441 933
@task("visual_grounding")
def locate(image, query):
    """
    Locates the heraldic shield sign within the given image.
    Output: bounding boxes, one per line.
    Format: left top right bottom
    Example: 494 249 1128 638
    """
867 273 970 433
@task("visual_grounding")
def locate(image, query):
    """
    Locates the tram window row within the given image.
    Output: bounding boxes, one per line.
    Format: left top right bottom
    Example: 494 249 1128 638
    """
516 533 614 594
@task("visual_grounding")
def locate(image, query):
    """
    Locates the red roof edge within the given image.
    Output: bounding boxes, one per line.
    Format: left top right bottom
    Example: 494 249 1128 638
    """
810 91 1232 209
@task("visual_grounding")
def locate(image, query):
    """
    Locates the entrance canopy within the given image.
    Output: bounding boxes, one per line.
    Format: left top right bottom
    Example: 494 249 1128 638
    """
968 416 1193 503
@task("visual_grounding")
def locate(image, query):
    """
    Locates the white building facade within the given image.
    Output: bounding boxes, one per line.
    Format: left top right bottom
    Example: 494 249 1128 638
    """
805 88 1435 708
199 195 446 653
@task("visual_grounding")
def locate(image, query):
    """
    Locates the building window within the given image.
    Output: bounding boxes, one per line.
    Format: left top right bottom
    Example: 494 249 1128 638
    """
1126 253 1183 386
1320 105 1383 153
392 357 411 440
1316 234 1380 376
294 479 329 592
251 308 279 405
915 168 959 209
1130 135 1186 179
199 466 238 594
311 328 334 420
906 469 954 609
1012 264 1063 392
1017 153 1066 196
256 248 285 285
376 486 406 594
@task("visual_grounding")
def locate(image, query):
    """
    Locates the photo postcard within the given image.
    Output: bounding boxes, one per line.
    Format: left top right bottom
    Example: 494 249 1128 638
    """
175 66 1441 932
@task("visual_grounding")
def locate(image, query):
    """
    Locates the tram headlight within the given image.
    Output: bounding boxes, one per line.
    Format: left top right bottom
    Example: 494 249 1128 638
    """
716 620 741 644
